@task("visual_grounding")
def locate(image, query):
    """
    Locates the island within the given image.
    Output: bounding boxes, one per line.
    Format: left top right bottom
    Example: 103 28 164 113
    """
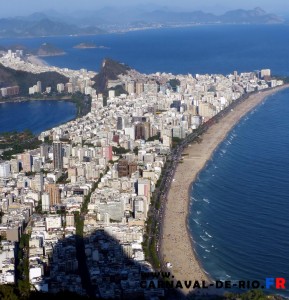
73 42 109 49
36 43 66 57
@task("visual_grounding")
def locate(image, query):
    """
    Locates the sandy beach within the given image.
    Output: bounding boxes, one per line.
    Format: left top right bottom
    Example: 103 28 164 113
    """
160 84 289 296
26 55 49 67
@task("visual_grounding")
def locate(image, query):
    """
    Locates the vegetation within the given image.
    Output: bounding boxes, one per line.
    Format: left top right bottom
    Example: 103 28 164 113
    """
112 146 130 155
168 78 180 91
0 63 68 96
172 136 183 148
133 146 139 155
0 130 41 160
146 133 160 142
92 58 130 94
70 92 92 117
17 234 30 298
56 172 68 184
43 136 53 145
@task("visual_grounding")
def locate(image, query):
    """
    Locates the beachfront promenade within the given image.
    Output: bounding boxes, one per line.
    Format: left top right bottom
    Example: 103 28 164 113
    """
160 84 289 296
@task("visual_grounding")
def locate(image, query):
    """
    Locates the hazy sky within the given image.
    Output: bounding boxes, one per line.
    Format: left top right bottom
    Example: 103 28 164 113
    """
1 0 288 17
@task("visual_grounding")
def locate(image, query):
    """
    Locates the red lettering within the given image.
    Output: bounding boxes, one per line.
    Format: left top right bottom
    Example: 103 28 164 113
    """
276 278 286 289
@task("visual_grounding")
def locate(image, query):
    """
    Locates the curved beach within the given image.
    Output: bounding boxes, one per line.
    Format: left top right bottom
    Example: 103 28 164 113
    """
160 84 289 295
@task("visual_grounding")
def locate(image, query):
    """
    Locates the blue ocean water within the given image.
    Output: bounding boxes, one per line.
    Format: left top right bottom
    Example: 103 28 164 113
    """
190 88 289 296
1 25 289 75
1 25 289 296
0 100 76 134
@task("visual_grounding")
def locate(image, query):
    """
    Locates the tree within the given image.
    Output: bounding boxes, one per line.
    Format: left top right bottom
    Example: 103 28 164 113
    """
0 285 18 300
133 146 139 155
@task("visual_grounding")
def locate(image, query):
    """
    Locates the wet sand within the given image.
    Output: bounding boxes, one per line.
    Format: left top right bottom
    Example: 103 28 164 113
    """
161 84 289 295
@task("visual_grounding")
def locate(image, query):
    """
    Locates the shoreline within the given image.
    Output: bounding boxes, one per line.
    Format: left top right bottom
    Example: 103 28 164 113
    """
160 84 289 296
0 96 73 105
0 99 78 136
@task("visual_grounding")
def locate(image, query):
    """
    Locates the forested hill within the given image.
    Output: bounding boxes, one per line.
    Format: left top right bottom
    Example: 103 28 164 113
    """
92 58 131 94
0 63 69 95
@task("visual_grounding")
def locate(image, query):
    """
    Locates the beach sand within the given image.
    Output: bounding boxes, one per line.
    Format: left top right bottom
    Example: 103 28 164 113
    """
160 84 289 296
26 55 49 67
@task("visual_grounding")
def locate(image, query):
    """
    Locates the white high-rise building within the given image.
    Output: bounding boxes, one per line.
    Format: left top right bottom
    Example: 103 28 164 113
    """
42 193 50 212
37 81 42 93
57 83 65 93
0 162 11 178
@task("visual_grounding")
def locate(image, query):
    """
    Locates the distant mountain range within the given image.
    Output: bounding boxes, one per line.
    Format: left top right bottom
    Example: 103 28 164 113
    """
0 17 105 38
52 6 285 26
0 7 284 38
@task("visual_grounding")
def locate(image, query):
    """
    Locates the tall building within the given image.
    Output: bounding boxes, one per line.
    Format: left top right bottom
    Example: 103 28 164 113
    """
143 122 151 140
102 146 113 161
66 215 75 227
117 117 123 130
135 123 145 140
10 159 20 173
138 178 151 203
34 173 44 192
45 184 60 206
53 142 63 170
32 158 42 173
0 162 11 178
134 122 150 140
118 159 129 177
135 82 144 95
40 144 49 159
118 160 137 178
37 81 42 93
57 83 65 93
42 193 50 212
125 81 135 94
260 69 271 79
21 153 32 172
128 162 137 177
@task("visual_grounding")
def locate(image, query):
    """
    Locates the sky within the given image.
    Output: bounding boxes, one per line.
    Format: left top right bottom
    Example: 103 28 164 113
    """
0 0 288 17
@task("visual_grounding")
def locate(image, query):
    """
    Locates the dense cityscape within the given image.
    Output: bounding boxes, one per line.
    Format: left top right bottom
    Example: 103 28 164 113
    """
0 49 284 298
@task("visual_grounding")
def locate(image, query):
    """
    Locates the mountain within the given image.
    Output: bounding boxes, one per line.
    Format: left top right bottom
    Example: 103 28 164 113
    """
36 43 65 57
0 16 105 38
138 7 284 24
0 7 284 38
69 6 284 26
220 7 284 24
92 58 130 94
0 63 69 95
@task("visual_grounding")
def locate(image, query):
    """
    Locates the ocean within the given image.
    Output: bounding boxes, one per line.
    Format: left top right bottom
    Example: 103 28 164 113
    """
190 88 289 296
1 25 289 76
1 24 289 296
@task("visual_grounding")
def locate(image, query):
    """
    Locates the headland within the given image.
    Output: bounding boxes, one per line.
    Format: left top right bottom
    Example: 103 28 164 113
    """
160 84 289 296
